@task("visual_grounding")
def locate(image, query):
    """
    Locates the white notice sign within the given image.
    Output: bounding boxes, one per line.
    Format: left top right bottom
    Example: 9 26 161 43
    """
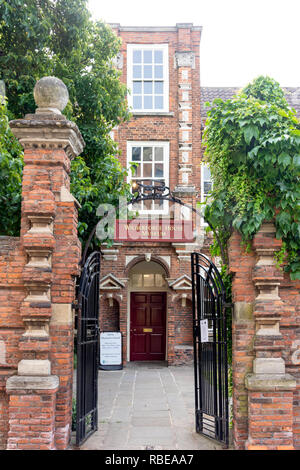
200 319 209 343
100 332 122 367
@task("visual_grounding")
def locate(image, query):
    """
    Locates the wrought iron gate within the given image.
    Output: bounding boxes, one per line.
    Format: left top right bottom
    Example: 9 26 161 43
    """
76 251 101 447
191 252 229 446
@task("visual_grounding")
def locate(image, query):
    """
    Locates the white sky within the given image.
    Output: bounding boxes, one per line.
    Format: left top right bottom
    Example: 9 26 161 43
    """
88 0 300 87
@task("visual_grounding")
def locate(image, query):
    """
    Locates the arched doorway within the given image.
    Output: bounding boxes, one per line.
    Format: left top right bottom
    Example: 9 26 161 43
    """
128 260 169 362
76 182 229 448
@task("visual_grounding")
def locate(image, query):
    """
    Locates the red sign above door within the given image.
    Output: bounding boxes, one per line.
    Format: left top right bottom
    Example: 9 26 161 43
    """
114 219 194 242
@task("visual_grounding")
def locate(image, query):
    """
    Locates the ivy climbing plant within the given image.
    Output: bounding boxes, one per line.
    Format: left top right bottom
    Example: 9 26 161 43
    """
203 76 300 280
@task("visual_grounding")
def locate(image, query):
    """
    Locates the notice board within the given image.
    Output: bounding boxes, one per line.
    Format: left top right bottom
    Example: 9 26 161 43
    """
99 332 123 370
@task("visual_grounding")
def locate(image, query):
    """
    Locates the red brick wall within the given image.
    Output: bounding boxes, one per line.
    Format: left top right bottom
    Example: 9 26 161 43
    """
112 26 202 196
247 391 294 450
228 231 256 449
229 229 300 450
0 237 25 449
174 298 193 345
100 25 202 367
17 145 80 449
6 385 58 450
100 299 120 331
280 273 300 449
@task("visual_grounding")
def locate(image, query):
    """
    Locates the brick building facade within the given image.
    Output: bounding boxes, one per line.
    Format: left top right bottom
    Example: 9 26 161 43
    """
98 24 209 366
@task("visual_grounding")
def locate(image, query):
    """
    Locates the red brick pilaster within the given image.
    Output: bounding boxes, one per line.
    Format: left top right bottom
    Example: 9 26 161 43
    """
6 77 84 450
228 231 256 449
245 222 296 450
6 376 59 450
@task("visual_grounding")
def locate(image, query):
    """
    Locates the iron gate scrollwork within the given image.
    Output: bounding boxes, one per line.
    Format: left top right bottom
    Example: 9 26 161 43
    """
76 251 100 447
191 252 229 446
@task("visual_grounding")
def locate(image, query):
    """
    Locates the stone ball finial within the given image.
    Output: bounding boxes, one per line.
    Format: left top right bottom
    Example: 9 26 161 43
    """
33 76 69 115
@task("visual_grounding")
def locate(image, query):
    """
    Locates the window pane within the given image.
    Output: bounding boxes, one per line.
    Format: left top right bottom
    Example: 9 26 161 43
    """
144 95 153 109
133 95 142 109
154 50 163 64
155 163 164 177
143 147 153 161
133 50 142 63
143 200 153 212
154 95 164 109
132 200 142 211
155 147 163 161
144 65 152 79
133 65 142 79
132 163 141 177
155 274 164 286
132 274 142 287
155 81 163 94
154 198 164 210
133 81 142 94
154 65 163 79
144 81 153 94
204 181 212 195
131 180 139 194
132 147 141 161
143 163 152 177
203 165 211 181
143 50 152 63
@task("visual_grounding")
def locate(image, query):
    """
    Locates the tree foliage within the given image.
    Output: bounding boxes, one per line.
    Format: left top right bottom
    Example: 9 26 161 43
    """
0 97 23 235
203 76 300 280
0 0 131 244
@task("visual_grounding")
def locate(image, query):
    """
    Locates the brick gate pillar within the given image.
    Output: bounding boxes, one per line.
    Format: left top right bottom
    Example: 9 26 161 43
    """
245 222 297 450
6 77 84 450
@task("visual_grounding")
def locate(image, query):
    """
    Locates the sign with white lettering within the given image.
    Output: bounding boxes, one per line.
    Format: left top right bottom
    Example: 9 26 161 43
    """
100 332 122 370
114 219 193 242
200 319 209 343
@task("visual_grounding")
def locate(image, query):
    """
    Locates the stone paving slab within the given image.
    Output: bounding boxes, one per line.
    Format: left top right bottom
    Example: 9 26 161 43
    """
80 363 221 451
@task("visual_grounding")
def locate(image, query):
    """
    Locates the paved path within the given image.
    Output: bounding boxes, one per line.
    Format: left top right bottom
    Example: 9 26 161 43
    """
80 362 221 450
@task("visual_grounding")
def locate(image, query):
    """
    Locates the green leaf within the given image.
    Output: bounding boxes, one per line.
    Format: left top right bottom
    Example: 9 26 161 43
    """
278 152 292 168
248 146 260 158
290 271 300 281
244 125 259 145
293 155 300 166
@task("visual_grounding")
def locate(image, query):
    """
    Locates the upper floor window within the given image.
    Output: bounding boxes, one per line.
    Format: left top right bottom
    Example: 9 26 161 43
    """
127 44 169 113
127 141 169 215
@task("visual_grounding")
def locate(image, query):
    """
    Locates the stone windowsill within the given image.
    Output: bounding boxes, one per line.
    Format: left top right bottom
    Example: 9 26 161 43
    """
132 111 175 117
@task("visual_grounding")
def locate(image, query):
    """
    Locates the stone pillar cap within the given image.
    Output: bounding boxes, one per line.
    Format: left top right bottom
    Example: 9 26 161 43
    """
34 76 69 115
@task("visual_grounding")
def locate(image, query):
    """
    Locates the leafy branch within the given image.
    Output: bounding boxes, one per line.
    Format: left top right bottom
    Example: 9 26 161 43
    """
203 76 300 280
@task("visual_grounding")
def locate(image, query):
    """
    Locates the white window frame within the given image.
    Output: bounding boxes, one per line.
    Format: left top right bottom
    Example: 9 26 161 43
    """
127 141 170 215
127 44 169 113
201 163 213 226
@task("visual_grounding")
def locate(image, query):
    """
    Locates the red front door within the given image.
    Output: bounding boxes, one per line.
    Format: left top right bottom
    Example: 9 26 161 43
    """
130 292 166 361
